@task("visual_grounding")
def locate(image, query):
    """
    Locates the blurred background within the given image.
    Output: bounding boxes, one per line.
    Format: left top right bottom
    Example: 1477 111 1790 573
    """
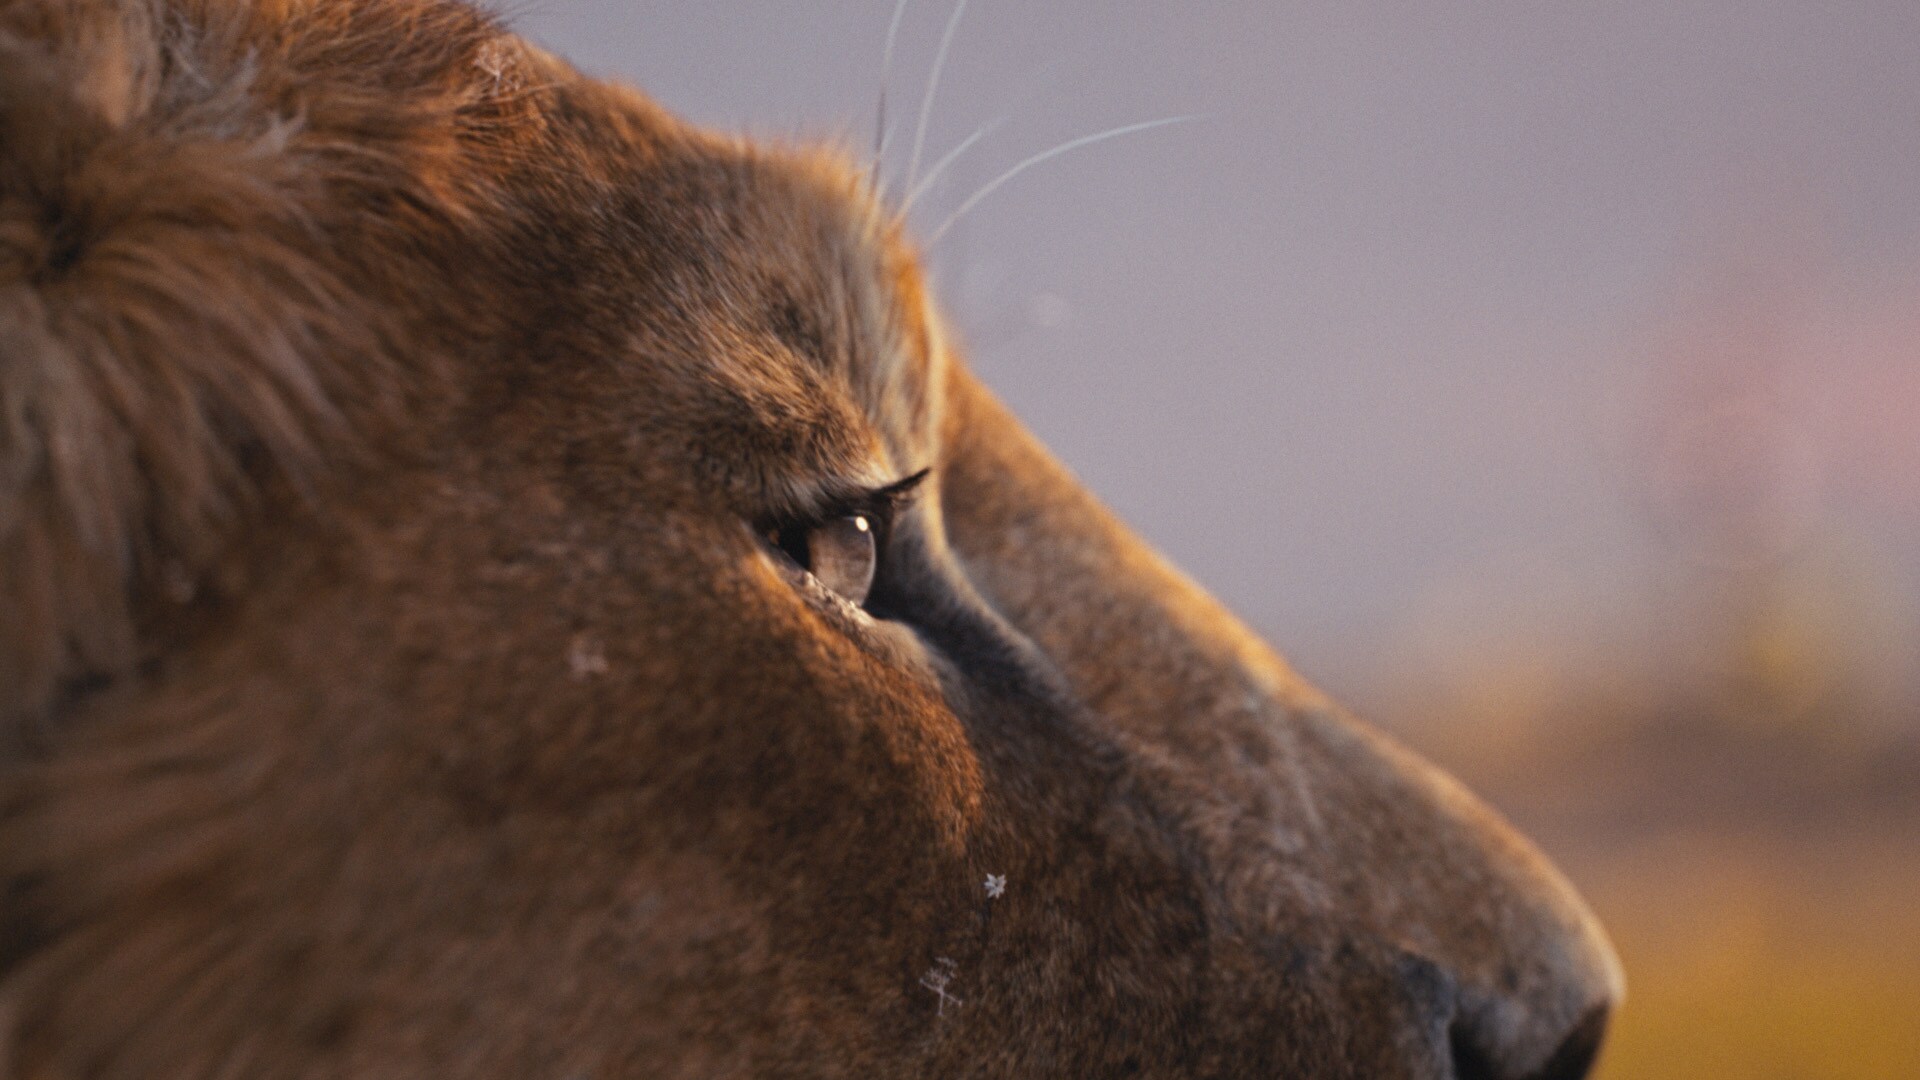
516 3 1920 1074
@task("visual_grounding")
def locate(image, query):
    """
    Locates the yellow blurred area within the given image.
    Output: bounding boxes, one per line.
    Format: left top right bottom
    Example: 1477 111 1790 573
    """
1600 912 1920 1079
1393 549 1920 1079
1588 836 1920 1080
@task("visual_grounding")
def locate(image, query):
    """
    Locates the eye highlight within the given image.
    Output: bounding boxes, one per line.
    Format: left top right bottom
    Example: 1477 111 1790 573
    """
763 469 928 611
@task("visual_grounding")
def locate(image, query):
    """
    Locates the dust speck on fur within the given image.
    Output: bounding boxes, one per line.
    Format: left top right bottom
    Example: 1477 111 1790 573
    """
473 40 519 94
920 957 962 1016
568 633 608 679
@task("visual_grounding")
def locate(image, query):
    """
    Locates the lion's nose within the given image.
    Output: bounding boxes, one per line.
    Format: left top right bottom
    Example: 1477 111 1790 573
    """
1451 1002 1610 1080
1242 705 1623 1079
1351 722 1624 1080
1432 799 1620 1080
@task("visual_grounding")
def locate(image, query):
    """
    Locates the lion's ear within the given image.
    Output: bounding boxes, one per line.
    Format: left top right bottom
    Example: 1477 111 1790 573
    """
0 1 378 732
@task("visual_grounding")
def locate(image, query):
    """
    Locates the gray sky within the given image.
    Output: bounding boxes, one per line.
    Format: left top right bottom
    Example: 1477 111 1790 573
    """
513 1 1920 731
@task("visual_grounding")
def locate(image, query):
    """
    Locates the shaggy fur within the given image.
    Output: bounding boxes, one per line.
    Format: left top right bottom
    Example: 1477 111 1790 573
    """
0 2 1622 1077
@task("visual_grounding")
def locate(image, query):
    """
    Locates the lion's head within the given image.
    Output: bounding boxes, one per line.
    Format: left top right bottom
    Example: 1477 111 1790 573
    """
0 2 1621 1076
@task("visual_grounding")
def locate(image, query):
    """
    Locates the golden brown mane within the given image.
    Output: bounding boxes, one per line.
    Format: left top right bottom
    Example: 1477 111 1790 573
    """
0 0 537 726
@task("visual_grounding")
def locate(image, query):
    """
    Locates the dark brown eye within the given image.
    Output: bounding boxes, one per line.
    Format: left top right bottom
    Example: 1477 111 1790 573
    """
763 469 926 610
808 514 877 605
771 513 878 607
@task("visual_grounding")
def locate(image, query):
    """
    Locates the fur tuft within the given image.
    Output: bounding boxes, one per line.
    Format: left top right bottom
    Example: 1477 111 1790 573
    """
0 0 541 731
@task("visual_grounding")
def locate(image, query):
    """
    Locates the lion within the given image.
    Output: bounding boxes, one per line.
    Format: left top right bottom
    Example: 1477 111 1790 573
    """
0 1 1622 1076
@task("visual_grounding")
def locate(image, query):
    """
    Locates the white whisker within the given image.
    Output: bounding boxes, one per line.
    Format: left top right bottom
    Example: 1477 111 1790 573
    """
872 0 912 178
926 116 1195 247
905 0 968 197
902 118 1002 215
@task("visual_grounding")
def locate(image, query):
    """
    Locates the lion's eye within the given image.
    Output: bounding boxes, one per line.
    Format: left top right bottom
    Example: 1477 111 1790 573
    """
763 469 926 610
771 513 878 607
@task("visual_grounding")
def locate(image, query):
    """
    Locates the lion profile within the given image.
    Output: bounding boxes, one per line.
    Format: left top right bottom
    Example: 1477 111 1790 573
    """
0 2 1620 1076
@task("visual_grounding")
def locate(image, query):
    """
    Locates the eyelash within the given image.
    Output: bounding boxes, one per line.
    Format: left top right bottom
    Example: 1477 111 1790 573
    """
848 468 931 523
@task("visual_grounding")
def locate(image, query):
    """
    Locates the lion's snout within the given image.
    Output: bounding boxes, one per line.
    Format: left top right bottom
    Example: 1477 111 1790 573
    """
1269 709 1623 1079
1078 680 1623 1078
938 370 1619 1074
